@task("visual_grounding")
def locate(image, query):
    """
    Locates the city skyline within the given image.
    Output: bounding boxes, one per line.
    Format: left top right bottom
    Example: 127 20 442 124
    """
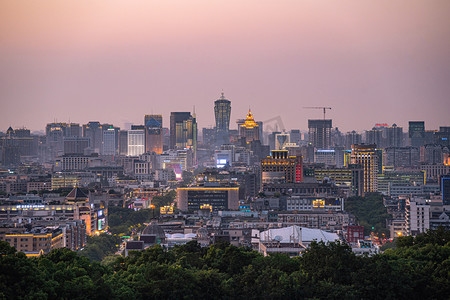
1 1 450 132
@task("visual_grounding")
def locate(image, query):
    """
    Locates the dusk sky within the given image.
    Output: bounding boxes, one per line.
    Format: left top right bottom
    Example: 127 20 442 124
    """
1 0 449 133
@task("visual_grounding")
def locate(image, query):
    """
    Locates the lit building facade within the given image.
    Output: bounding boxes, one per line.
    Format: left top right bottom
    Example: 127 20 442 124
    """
261 150 303 184
314 166 364 197
351 144 378 195
170 112 197 161
145 115 163 154
239 109 260 143
128 129 145 156
176 186 239 211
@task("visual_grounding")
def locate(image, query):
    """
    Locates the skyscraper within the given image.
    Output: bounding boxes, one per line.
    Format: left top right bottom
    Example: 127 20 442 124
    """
308 119 332 149
170 112 197 161
385 124 403 148
261 150 303 184
409 121 425 147
442 175 450 205
239 109 260 143
214 92 231 146
144 115 163 154
365 127 383 148
351 144 378 195
102 126 119 156
128 126 145 156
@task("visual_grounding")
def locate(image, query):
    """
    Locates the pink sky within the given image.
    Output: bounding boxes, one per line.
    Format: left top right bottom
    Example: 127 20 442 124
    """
1 0 450 133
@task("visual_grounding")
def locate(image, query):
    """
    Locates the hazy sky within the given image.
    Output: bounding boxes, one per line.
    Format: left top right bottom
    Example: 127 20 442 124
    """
1 0 449 133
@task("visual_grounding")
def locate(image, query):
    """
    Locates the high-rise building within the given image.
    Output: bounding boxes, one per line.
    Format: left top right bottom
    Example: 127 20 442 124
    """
420 144 446 164
275 132 290 150
239 109 260 143
308 119 332 149
344 131 362 150
128 128 145 156
351 144 378 195
442 175 450 205
170 112 197 161
261 150 303 184
409 121 425 147
46 123 67 158
63 137 90 155
144 115 163 154
268 131 281 151
435 127 450 147
365 128 383 148
290 130 301 145
1 127 38 165
66 123 82 137
384 147 420 169
385 124 403 148
119 130 128 156
102 127 119 156
214 92 231 146
82 122 103 154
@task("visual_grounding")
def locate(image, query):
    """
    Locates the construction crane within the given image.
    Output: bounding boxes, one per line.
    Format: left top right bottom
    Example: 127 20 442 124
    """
303 107 332 120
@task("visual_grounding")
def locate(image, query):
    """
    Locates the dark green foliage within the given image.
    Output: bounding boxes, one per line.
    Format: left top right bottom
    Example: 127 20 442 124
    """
151 190 176 210
108 206 153 235
2 229 450 299
78 233 122 261
345 193 390 236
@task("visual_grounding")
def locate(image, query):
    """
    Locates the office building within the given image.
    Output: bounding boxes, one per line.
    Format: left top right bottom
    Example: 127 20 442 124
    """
128 128 145 156
119 130 128 156
176 186 239 211
420 144 448 164
351 144 378 194
314 165 364 196
314 149 337 166
63 137 90 155
170 112 197 160
144 115 163 154
289 129 301 145
214 92 232 146
82 122 103 153
102 126 119 156
239 109 260 143
344 131 362 150
268 131 281 151
435 127 450 147
261 150 303 184
275 132 290 150
442 176 450 205
365 128 383 148
385 124 403 148
308 119 332 149
409 121 425 147
384 147 420 169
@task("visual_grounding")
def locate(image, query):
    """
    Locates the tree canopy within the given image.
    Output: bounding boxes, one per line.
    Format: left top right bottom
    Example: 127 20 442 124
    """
1 228 450 299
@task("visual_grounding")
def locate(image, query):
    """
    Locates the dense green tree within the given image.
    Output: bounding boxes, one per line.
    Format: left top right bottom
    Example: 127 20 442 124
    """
345 193 390 236
2 229 450 299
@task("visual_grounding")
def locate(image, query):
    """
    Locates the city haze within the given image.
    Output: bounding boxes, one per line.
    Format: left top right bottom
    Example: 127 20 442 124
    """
1 0 450 132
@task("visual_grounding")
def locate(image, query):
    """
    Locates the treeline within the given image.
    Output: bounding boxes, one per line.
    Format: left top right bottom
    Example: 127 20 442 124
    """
345 193 391 236
1 228 449 299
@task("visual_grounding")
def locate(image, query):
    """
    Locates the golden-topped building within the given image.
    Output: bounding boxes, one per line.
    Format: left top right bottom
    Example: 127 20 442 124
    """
239 109 260 143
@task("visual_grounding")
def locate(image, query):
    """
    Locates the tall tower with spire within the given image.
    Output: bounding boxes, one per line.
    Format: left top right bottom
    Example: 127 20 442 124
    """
214 92 231 146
